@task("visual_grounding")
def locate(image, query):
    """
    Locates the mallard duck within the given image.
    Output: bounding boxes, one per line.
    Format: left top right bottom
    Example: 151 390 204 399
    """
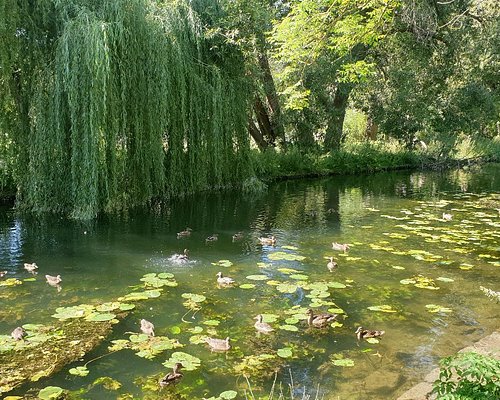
11 326 27 341
159 362 183 387
204 336 231 351
232 232 244 242
306 309 337 328
442 213 453 221
0 271 7 278
332 242 349 252
355 326 385 340
216 271 235 286
140 319 155 336
254 314 274 333
24 263 38 273
327 257 337 272
45 274 61 286
171 249 189 263
206 234 219 243
259 236 276 246
177 228 192 238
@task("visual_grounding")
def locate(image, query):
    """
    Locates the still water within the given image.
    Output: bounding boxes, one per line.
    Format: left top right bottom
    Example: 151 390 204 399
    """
1 165 499 399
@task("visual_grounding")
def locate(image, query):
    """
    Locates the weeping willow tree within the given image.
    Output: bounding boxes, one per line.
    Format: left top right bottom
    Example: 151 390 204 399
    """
0 0 252 218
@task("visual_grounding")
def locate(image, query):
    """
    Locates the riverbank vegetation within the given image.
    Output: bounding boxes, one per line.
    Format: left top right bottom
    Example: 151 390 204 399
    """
0 0 498 217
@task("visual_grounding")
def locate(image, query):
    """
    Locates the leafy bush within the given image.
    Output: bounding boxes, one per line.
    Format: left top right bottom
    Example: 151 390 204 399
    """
432 352 500 399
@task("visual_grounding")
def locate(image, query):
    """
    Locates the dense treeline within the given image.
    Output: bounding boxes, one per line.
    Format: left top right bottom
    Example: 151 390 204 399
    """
0 0 498 217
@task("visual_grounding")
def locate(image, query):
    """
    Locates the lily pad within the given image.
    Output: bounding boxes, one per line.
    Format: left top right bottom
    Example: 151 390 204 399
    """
365 338 380 344
219 390 238 399
331 358 355 367
268 252 305 261
211 260 233 268
261 314 279 323
436 277 454 283
326 281 346 289
281 245 298 250
38 386 64 400
163 352 201 371
367 305 397 313
203 320 220 326
276 282 298 293
289 274 308 281
277 347 293 358
86 313 116 322
278 325 298 332
181 293 206 303
246 274 269 281
239 283 256 289
69 366 89 377
426 304 452 313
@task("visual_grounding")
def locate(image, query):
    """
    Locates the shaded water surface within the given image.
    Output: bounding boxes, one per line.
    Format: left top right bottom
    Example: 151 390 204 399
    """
1 164 499 399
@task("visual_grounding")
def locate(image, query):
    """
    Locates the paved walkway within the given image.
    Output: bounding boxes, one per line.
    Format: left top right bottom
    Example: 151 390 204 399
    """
397 330 500 400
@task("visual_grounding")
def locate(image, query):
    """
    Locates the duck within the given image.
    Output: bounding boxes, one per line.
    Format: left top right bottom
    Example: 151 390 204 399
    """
204 336 231 351
206 234 218 243
254 314 274 333
11 326 27 341
332 242 349 252
216 272 235 286
45 274 62 286
355 326 385 340
327 257 337 272
159 362 183 387
259 236 276 246
177 228 192 238
140 319 155 336
442 213 453 221
0 271 7 278
306 309 338 328
171 249 189 263
232 232 244 242
24 263 38 273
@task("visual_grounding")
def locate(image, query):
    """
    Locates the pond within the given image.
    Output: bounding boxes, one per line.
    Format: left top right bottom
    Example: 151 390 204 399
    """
1 164 499 399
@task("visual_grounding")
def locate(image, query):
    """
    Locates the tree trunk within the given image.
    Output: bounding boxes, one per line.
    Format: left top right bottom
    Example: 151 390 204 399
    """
253 96 273 144
256 35 286 149
323 83 352 151
365 118 378 140
248 118 268 151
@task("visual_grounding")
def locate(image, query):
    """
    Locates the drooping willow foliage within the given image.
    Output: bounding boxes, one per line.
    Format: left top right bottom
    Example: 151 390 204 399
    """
2 0 252 218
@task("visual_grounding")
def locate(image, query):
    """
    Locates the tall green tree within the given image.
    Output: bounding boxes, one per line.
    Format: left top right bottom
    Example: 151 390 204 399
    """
271 0 398 150
0 0 253 218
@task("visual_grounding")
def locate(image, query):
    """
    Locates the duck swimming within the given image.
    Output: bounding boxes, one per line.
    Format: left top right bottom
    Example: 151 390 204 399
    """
45 274 62 286
206 234 219 243
259 236 276 246
24 263 38 273
204 336 231 351
327 257 337 272
254 314 274 333
306 309 338 328
355 326 385 340
216 271 235 286
332 242 349 252
159 362 183 387
140 319 155 336
177 228 192 238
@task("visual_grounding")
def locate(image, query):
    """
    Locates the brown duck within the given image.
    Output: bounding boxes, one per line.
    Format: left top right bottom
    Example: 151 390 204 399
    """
327 257 337 272
355 326 385 340
140 319 155 336
254 314 274 333
11 326 27 341
259 236 276 246
24 263 38 273
177 228 192 238
332 242 349 252
159 362 183 387
204 336 231 351
306 309 338 328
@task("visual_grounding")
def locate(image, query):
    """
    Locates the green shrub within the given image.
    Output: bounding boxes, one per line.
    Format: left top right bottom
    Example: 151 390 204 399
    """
432 352 500 399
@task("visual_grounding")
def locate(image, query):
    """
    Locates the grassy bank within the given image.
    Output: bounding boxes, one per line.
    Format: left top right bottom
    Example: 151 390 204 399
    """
252 135 500 182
